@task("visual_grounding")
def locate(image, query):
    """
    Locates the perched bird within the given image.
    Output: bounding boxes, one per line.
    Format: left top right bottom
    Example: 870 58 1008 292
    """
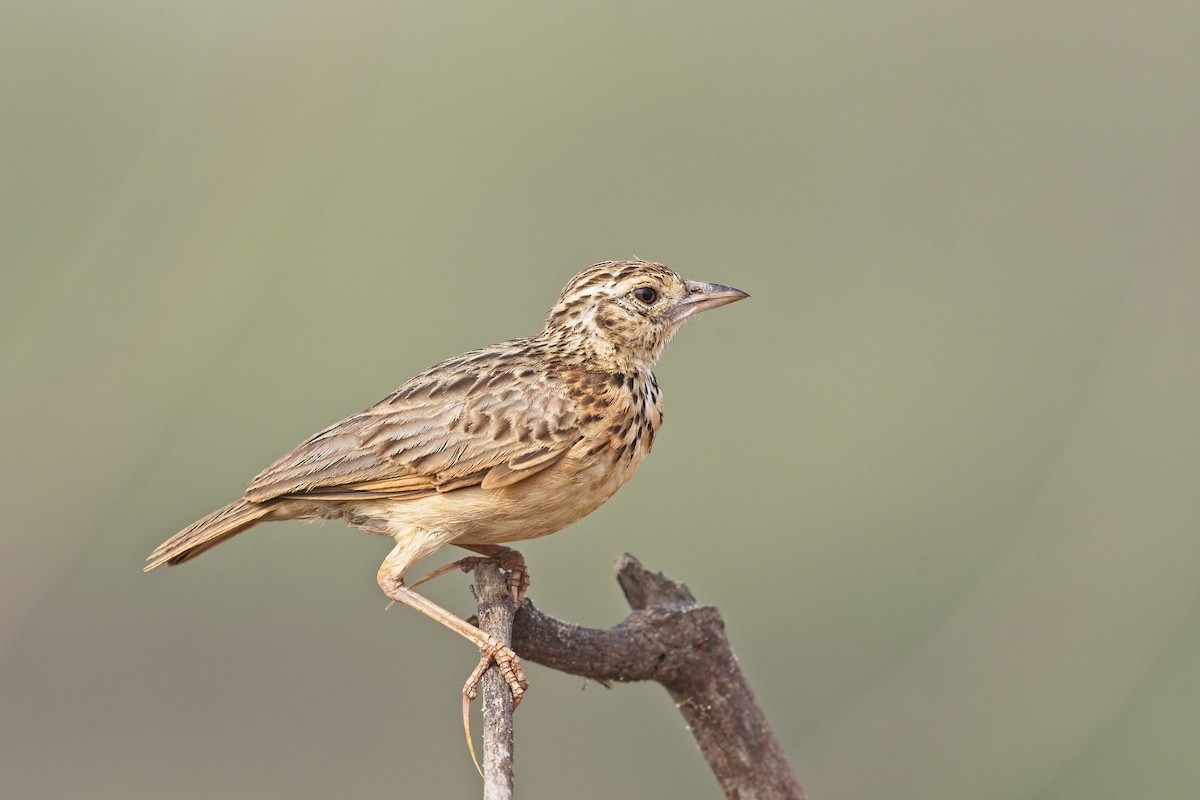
146 260 748 709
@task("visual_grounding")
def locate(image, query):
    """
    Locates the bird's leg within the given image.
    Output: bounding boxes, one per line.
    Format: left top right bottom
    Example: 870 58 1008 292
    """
408 558 491 590
409 544 530 607
377 558 527 707
377 544 527 776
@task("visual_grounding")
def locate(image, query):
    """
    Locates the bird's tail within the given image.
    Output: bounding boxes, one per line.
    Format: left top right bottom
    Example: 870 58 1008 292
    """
144 498 276 572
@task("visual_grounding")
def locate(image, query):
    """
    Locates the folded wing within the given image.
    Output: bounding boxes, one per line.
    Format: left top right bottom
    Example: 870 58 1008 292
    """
244 345 582 503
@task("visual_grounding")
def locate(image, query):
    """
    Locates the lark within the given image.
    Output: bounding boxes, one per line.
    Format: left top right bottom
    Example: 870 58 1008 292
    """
146 260 748 710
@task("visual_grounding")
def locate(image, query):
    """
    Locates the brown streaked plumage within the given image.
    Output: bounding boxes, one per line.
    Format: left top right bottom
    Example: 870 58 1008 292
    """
146 260 748 711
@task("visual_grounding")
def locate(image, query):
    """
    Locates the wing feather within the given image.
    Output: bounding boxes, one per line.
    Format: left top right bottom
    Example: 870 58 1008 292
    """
244 341 581 503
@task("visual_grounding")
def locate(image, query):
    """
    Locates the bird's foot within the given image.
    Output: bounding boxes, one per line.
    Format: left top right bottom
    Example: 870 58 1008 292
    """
410 546 530 608
466 545 530 607
464 636 527 707
461 637 528 775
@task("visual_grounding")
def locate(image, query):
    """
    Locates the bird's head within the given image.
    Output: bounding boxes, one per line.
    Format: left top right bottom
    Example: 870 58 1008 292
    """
544 260 749 371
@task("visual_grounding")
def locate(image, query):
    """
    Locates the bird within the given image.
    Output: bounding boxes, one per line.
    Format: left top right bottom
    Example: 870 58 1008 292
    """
145 259 748 714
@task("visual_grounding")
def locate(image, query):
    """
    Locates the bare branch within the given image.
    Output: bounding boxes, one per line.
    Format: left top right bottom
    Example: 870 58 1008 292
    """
474 562 516 800
511 554 805 800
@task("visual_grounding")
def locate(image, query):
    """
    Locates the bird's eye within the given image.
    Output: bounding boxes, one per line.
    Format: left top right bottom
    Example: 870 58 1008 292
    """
633 286 659 305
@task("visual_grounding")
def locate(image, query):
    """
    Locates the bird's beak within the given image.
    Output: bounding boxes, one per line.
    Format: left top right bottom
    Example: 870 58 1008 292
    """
666 280 750 326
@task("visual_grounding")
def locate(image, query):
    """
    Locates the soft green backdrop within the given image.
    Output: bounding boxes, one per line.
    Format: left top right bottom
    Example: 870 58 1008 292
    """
3 2 1198 798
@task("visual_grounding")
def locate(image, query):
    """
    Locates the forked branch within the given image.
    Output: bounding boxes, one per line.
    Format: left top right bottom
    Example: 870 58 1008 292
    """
474 553 805 800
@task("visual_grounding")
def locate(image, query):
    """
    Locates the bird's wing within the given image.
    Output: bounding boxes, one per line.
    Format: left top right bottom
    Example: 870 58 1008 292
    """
244 345 583 503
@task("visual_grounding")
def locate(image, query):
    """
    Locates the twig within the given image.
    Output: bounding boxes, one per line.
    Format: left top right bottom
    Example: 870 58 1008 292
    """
474 562 516 800
510 553 805 800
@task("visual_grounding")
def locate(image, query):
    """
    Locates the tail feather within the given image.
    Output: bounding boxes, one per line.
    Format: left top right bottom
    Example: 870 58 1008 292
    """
144 498 276 571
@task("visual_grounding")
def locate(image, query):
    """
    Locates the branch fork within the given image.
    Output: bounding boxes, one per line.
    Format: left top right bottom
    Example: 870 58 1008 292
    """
471 553 804 800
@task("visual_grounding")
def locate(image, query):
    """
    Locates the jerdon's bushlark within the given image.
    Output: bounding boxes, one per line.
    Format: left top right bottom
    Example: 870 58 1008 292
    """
145 260 747 709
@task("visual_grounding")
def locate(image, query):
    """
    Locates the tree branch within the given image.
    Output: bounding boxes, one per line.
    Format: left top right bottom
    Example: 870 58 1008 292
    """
474 562 516 800
510 553 805 800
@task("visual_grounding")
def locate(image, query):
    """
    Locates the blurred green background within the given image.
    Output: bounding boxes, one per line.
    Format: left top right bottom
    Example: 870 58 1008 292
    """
3 2 1198 798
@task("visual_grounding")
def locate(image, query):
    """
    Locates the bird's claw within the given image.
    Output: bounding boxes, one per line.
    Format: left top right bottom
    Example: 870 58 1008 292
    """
462 638 527 776
412 548 530 609
505 563 530 607
464 637 527 705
